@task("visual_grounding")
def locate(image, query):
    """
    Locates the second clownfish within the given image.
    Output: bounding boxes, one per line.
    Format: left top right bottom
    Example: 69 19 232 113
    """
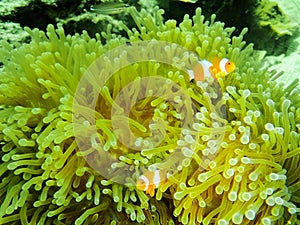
187 57 235 82
136 170 167 197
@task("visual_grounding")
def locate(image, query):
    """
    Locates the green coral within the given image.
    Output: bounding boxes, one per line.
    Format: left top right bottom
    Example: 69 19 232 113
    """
0 6 300 225
255 0 295 36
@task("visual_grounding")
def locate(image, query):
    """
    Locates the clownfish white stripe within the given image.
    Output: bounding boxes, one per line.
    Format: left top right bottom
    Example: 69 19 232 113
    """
153 170 161 187
139 175 149 191
187 69 195 80
200 59 213 78
219 58 229 75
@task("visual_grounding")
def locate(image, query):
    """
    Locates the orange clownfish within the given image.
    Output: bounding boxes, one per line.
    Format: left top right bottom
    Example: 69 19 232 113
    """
136 170 166 197
188 57 235 82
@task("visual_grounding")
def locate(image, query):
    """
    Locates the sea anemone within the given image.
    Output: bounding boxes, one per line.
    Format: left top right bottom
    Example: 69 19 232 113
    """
0 5 299 225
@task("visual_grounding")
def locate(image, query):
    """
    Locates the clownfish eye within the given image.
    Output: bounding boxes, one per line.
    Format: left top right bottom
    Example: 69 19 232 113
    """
137 179 145 185
136 180 145 190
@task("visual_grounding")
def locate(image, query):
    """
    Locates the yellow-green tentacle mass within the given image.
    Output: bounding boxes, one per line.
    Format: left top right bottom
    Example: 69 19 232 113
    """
0 6 299 225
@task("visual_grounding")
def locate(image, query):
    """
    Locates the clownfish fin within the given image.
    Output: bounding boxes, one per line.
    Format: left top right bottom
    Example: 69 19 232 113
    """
147 184 155 197
192 62 205 81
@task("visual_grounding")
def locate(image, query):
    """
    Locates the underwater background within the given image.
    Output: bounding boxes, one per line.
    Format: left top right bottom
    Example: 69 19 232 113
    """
0 0 300 224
